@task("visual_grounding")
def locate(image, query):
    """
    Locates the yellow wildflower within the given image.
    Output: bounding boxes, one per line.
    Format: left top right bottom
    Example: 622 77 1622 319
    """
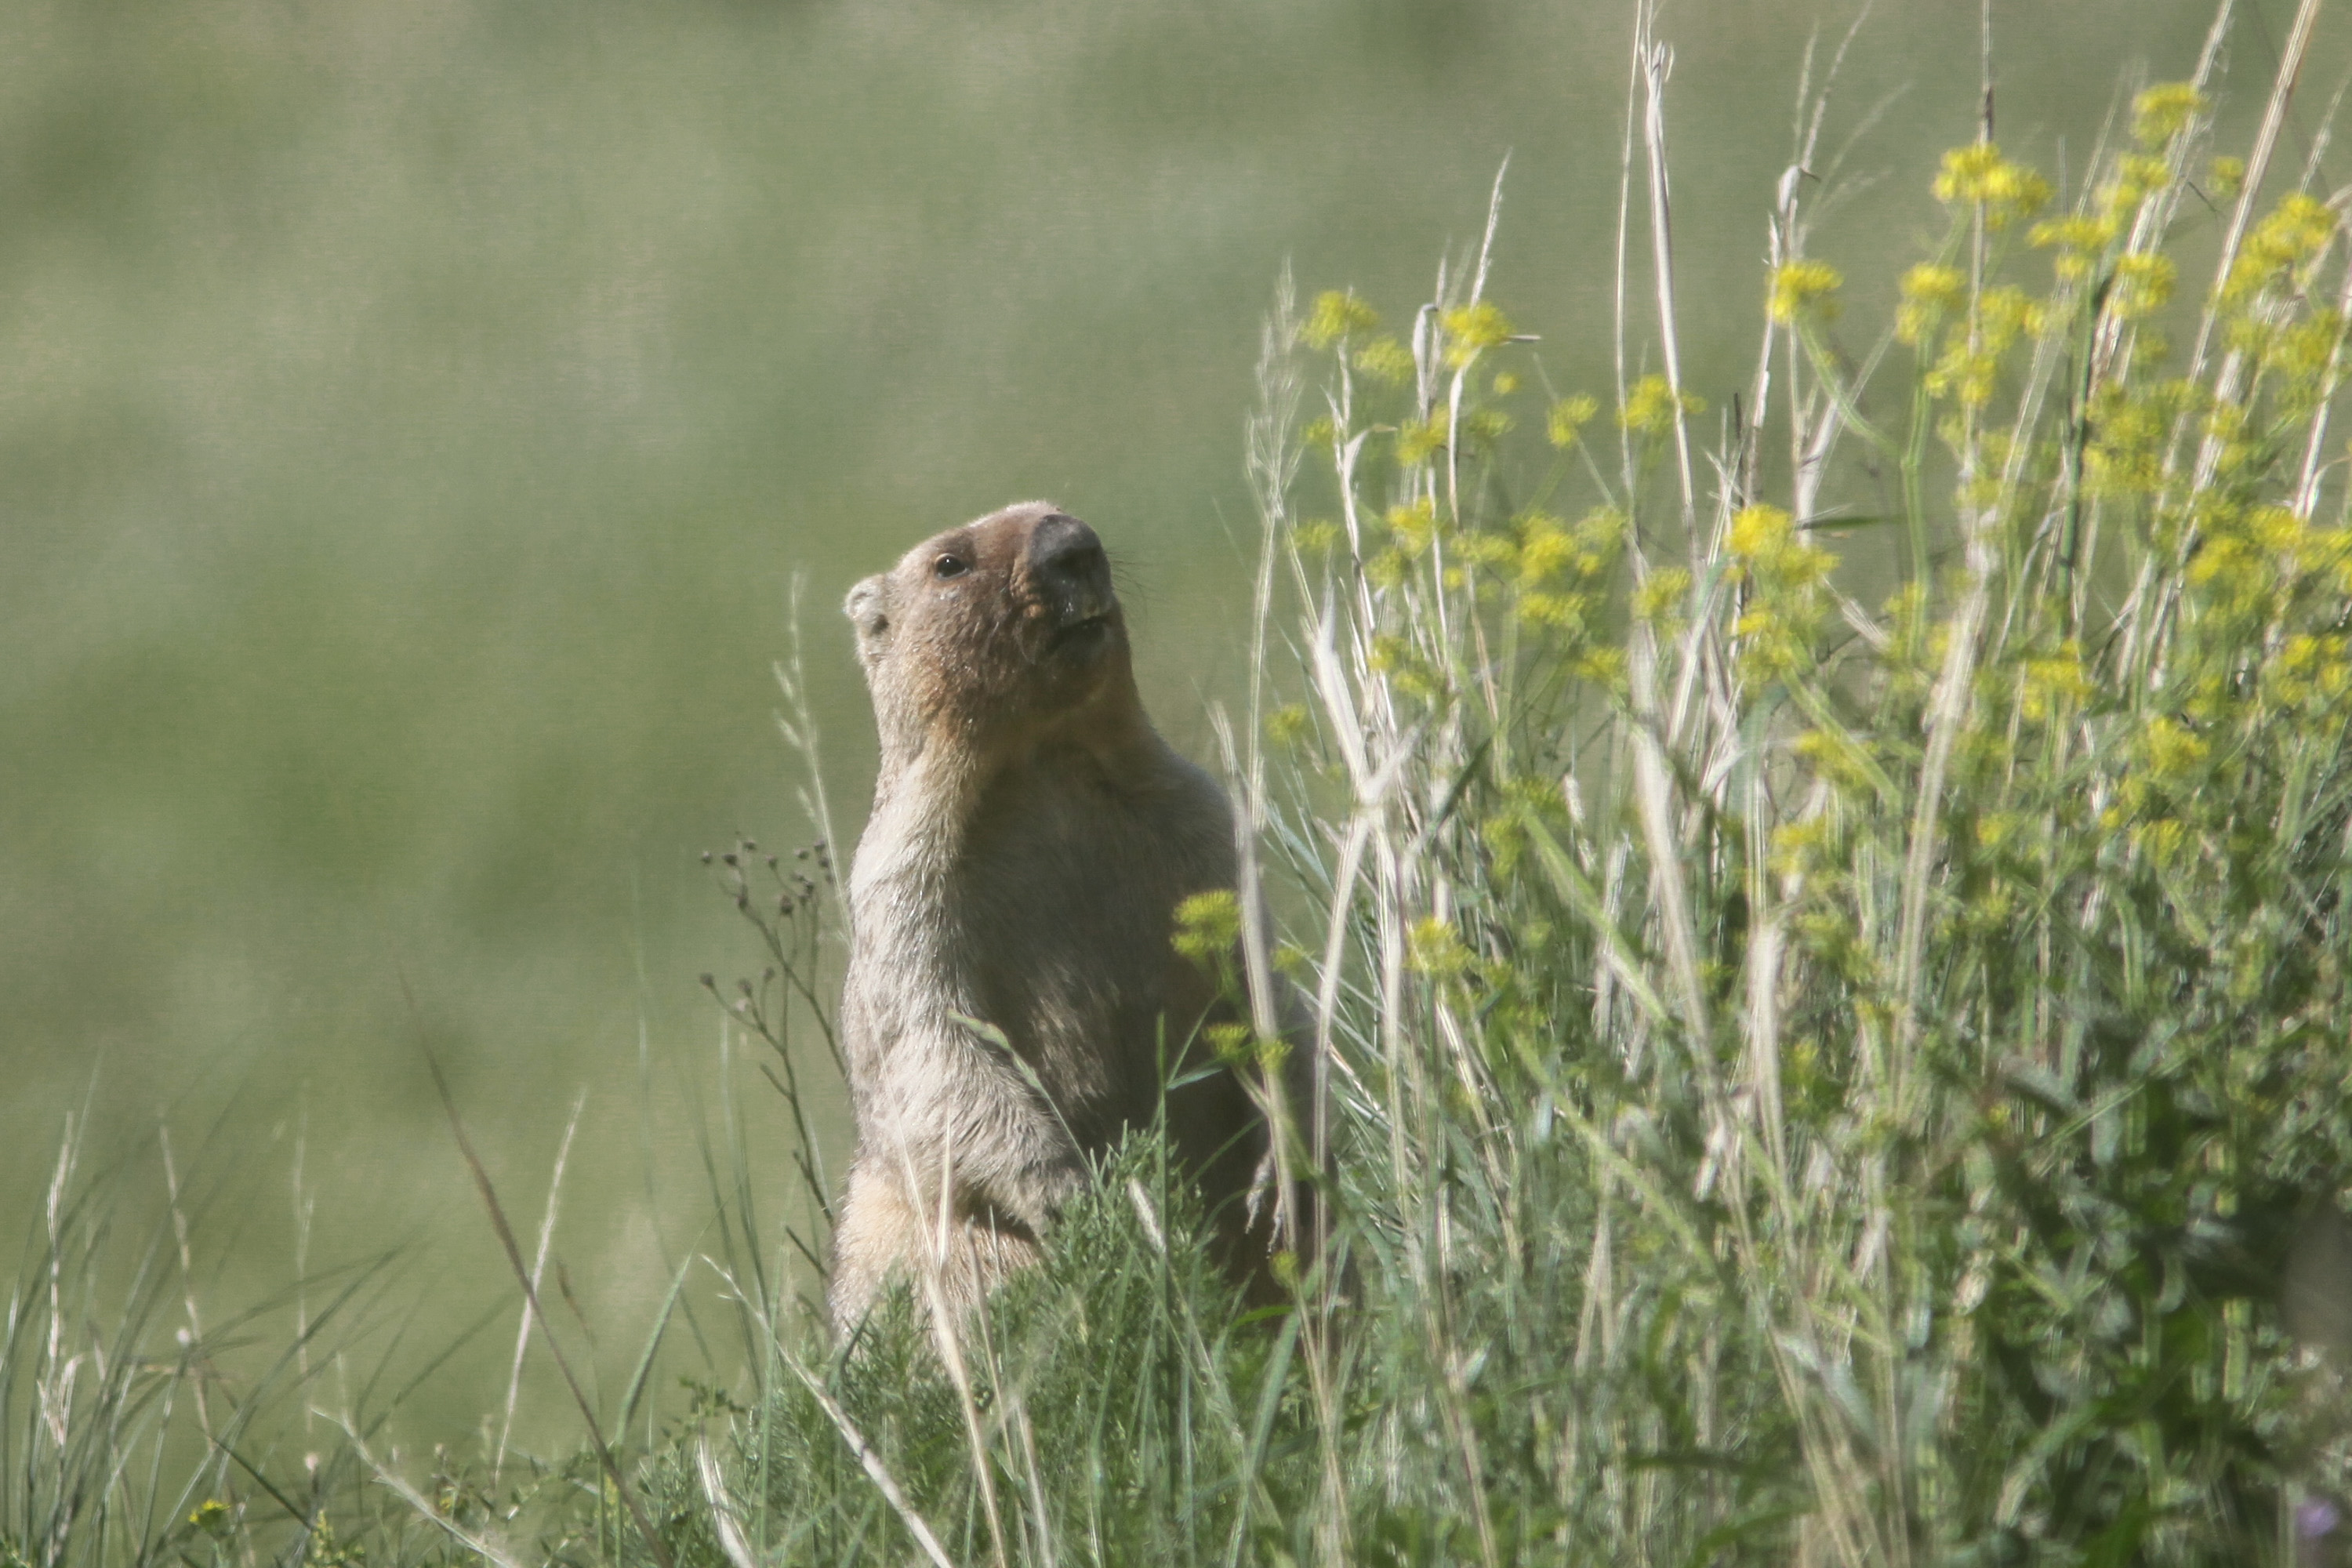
1304 290 1380 349
1171 890 1241 963
1441 301 1515 367
1632 565 1690 626
1408 916 1475 977
2020 641 2095 720
1932 143 2052 228
1547 393 1600 447
2140 716 2208 777
2110 253 2175 319
1897 263 1966 343
1572 647 1627 686
1769 259 1844 324
2131 83 2205 147
1385 497 1440 554
1462 408 1513 448
2028 215 2118 282
1291 518 1343 554
1354 336 1416 384
2223 194 2338 305
1396 409 1450 466
1513 513 1572 583
1621 373 1703 434
1517 590 1588 630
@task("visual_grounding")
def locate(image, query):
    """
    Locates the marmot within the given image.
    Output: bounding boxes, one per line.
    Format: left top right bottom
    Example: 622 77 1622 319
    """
829 501 1298 1333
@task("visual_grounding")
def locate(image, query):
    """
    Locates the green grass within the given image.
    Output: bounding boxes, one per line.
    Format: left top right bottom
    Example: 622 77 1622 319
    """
661 2 2352 1559
15 0 2352 1563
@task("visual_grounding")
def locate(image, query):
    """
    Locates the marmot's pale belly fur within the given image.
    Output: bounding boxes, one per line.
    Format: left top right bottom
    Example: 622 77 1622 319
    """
830 502 1294 1334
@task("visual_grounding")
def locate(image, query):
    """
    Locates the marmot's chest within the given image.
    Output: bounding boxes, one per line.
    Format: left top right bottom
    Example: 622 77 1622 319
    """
846 749 1235 1116
897 761 1225 1081
949 781 1224 1123
949 768 1214 978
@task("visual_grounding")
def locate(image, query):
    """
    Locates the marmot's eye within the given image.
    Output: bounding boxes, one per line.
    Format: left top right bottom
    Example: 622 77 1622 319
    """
932 554 969 579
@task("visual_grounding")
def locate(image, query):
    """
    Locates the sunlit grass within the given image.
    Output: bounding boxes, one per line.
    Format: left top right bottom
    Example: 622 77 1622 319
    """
20 0 2352 1563
645 1 2352 1560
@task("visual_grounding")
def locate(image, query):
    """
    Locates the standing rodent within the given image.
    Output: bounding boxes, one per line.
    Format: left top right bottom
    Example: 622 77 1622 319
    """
829 501 1299 1334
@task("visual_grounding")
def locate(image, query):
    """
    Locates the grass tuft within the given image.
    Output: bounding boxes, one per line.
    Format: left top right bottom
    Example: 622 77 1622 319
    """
25 2 2352 1563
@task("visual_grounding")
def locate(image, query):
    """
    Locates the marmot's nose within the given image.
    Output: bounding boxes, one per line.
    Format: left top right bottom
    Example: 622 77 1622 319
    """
1029 514 1111 606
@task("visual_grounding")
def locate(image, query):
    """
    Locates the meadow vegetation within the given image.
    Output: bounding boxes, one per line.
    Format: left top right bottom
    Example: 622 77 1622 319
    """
11 0 2352 1563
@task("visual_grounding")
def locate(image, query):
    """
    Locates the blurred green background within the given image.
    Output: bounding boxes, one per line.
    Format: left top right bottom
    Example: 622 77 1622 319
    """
3 0 2338 1445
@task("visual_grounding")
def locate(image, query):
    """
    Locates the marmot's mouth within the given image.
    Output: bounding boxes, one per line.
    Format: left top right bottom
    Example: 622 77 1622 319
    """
1052 613 1114 654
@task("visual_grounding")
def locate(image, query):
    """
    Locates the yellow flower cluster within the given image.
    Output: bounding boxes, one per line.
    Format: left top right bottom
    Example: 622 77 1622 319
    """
1986 285 2044 344
1171 888 1241 964
1512 513 1577 583
1632 564 1690 629
1516 592 1588 632
1726 503 1831 585
1620 373 1704 434
1450 508 1623 633
2099 710 2212 847
1974 811 2022 852
2222 194 2338 307
2083 378 2200 499
1731 597 1816 677
1396 408 1450 465
1367 632 1444 702
2028 216 2119 282
1794 727 1877 794
1476 776 1574 881
1385 497 1441 554
1769 816 1835 879
1204 1021 1286 1070
1406 914 1476 978
2267 633 2352 709
1304 289 1380 349
1560 507 1624 579
1291 517 1344 555
1918 288 2050 408
2019 641 2096 721
1547 394 1599 448
2131 82 2206 147
1924 350 1998 409
1726 504 1835 679
1461 408 1514 449
1441 301 1515 367
1769 259 1844 324
2187 503 2352 622
2108 253 2176 319
1931 143 2053 229
1573 647 1628 687
2139 715 2209 778
1897 263 1966 344
2239 309 2345 383
1354 336 1416 384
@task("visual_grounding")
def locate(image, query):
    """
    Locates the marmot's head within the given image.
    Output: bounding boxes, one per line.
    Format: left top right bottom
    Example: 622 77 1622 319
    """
846 502 1138 761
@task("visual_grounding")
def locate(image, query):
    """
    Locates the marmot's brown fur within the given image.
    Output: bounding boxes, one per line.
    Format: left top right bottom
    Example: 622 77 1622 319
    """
829 501 1294 1333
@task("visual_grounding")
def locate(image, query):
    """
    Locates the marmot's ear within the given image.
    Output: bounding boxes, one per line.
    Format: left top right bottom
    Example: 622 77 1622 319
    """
844 575 892 644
